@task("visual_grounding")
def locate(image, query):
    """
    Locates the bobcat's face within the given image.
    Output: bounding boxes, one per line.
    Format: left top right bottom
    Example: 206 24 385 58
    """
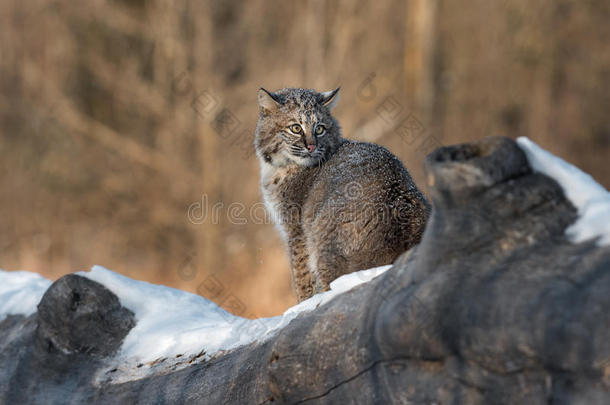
255 88 342 168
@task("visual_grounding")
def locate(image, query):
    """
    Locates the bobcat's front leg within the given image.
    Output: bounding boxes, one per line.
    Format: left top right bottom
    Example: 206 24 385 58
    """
288 235 315 302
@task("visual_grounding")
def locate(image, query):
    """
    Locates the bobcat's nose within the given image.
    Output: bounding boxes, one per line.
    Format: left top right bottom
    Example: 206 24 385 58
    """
307 144 317 153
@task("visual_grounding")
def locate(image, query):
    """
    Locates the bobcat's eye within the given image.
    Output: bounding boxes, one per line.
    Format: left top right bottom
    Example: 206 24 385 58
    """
289 124 303 134
315 124 326 136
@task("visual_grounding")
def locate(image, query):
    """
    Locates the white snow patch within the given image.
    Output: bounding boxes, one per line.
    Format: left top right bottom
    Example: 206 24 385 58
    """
77 263 391 381
0 263 391 382
517 137 610 246
330 264 392 292
0 270 52 321
271 264 391 331
79 266 263 363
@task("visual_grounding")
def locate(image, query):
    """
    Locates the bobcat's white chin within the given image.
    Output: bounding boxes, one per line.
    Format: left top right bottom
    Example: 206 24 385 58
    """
283 149 325 167
289 154 323 167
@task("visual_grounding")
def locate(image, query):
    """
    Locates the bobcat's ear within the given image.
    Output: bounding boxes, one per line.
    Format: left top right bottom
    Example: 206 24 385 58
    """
258 88 281 113
319 87 340 109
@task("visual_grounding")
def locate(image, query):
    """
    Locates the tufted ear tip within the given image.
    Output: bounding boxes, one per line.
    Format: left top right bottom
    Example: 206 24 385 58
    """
320 87 340 109
258 88 281 113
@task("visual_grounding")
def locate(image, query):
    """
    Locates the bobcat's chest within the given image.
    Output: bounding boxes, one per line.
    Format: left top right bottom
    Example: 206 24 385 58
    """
260 162 305 240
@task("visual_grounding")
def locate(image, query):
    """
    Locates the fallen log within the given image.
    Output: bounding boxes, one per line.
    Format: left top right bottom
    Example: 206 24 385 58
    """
1 137 608 404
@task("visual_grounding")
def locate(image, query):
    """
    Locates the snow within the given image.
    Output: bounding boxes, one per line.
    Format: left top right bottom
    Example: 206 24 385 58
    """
0 270 52 322
0 263 390 382
517 137 610 246
78 264 391 364
268 264 391 330
79 266 255 362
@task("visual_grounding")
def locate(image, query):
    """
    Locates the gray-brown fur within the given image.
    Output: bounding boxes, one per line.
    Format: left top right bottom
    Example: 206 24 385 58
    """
255 87 430 301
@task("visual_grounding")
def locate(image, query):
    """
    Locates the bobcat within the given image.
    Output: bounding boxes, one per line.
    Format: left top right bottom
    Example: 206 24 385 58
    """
255 87 430 302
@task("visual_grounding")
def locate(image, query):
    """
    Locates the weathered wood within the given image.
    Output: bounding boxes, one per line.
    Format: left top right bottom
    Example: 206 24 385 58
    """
1 137 608 404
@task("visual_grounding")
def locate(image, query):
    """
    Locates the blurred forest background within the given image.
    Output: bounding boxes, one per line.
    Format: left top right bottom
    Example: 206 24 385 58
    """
1 0 609 317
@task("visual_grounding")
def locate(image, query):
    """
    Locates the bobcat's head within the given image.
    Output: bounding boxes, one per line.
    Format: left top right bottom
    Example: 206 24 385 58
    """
254 87 343 168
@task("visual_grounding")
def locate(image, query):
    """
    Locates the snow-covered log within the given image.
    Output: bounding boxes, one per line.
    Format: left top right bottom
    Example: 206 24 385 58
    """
1 137 609 404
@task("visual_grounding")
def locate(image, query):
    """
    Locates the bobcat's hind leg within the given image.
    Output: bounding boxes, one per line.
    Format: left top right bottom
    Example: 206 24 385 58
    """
311 247 349 294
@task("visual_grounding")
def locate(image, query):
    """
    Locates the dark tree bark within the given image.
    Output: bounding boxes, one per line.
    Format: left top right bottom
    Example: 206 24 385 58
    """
1 137 609 404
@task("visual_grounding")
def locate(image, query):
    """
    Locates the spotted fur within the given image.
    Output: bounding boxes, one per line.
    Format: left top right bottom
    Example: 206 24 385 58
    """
255 87 430 301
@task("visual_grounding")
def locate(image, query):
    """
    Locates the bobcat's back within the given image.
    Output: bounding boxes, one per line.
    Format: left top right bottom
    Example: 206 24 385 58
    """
305 141 429 257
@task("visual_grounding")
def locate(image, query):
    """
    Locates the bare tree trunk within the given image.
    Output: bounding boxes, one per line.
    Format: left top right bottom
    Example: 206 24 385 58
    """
404 0 438 124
